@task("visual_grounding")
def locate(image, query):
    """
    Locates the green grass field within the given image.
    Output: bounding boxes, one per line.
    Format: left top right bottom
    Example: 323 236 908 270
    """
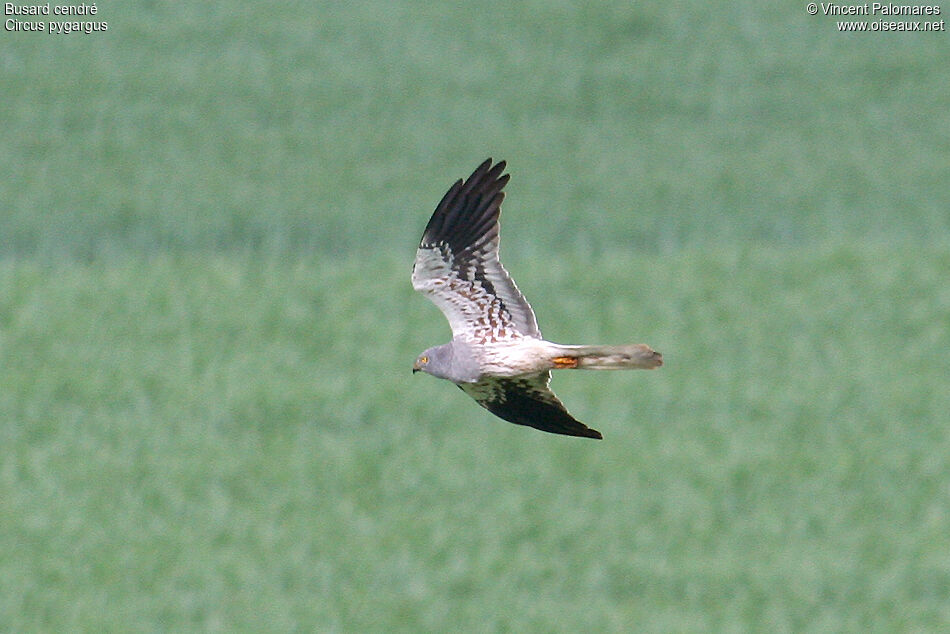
3 1 949 631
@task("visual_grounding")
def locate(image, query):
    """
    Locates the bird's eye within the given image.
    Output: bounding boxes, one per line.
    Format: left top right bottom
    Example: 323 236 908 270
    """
420 356 428 364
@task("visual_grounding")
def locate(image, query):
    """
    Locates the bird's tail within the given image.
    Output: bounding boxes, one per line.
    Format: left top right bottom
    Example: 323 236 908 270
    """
546 343 662 370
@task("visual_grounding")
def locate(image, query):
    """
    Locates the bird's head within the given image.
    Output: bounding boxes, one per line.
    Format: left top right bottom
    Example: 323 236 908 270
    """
412 344 459 380
413 343 479 382
412 351 431 374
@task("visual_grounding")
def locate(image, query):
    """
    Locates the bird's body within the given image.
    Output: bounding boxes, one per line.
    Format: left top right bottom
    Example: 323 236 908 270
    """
477 338 563 376
412 159 662 439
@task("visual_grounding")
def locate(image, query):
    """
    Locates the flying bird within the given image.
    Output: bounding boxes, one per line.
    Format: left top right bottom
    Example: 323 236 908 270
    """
411 159 662 439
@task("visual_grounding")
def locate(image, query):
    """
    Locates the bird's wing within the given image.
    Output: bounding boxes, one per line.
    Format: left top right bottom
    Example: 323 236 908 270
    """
458 372 602 439
411 159 541 344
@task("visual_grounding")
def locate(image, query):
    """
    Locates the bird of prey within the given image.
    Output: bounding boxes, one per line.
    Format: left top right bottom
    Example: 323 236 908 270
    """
411 159 662 439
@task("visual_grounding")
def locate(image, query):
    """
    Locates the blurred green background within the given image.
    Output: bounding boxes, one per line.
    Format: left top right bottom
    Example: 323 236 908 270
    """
2 1 949 630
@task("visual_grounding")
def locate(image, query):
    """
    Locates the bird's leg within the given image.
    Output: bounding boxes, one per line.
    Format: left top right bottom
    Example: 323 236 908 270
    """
551 356 579 369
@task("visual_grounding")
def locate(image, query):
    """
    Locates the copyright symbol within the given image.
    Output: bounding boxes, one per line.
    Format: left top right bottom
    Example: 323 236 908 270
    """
806 3 818 14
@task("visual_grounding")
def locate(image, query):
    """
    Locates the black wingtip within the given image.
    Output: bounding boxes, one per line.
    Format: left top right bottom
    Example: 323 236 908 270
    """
464 158 507 191
474 157 505 174
570 425 603 440
539 422 602 439
421 159 511 251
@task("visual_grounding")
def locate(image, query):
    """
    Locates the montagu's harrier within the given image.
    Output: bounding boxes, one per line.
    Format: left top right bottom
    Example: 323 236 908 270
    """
412 159 662 439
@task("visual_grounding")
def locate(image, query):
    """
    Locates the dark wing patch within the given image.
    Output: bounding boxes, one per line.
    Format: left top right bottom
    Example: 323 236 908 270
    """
459 372 603 439
412 159 541 343
421 159 507 262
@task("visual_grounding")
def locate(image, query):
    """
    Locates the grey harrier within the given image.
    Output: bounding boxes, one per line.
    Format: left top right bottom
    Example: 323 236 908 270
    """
412 159 662 439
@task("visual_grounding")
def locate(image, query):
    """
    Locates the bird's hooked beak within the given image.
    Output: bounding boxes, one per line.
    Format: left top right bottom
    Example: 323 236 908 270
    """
412 361 420 374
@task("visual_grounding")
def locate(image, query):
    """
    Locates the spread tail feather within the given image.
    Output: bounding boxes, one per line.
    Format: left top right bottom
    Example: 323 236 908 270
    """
548 343 662 370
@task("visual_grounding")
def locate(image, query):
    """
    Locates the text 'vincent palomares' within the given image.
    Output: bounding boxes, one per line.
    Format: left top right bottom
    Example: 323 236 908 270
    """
817 3 941 15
